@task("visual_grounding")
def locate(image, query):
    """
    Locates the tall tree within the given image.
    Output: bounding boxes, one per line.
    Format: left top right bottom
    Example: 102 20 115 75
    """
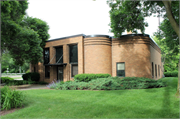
107 0 179 97
1 0 50 66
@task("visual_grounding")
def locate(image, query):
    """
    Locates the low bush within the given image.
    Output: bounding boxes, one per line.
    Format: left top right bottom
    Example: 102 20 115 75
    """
164 71 178 77
74 73 111 82
5 80 36 86
22 72 40 82
1 86 25 110
1 77 14 84
49 77 166 90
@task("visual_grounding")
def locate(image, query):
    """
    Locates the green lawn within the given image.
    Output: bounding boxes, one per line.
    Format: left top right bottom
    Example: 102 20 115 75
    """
1 77 179 118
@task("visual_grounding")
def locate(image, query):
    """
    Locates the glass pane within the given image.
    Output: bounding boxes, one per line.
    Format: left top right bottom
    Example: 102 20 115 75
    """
117 70 125 77
72 65 78 77
45 66 50 78
70 45 78 63
117 63 125 70
56 47 63 63
44 48 49 64
57 66 63 81
117 63 125 77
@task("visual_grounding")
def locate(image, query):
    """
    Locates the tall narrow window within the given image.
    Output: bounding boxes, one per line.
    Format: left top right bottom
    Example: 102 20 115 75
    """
158 65 160 76
45 66 50 78
69 45 78 63
56 47 63 63
152 62 154 78
44 48 49 64
155 64 157 78
71 64 78 77
117 62 125 77
34 67 36 72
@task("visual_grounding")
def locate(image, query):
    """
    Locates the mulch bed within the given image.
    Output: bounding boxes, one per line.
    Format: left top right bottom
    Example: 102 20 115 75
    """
0 106 24 116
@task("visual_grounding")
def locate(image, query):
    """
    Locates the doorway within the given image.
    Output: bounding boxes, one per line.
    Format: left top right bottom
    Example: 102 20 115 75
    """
57 66 63 81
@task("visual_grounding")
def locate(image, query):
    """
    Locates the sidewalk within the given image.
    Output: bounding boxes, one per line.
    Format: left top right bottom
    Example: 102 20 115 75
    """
17 84 49 90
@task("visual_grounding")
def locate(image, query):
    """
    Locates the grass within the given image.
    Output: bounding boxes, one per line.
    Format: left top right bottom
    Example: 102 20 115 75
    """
11 77 23 80
1 77 179 118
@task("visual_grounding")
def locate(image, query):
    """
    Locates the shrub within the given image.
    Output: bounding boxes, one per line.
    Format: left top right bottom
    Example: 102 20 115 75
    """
74 73 111 82
22 72 40 82
1 77 14 84
5 80 36 86
48 77 166 90
1 86 25 110
164 71 178 77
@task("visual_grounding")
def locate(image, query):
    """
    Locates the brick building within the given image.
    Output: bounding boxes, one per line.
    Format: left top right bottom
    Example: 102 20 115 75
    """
30 34 163 83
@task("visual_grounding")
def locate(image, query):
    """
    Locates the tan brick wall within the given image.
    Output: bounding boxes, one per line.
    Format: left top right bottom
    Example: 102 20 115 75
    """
112 36 152 78
31 34 162 83
36 36 84 83
150 40 163 80
84 37 112 75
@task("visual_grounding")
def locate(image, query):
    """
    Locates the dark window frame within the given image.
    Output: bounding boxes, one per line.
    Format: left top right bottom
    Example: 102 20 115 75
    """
155 64 157 78
45 66 50 78
71 64 78 77
44 48 50 64
152 62 154 78
116 62 125 77
158 65 160 76
55 46 63 63
69 44 78 63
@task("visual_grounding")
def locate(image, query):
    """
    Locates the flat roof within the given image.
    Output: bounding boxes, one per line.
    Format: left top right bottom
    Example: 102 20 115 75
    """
45 34 160 49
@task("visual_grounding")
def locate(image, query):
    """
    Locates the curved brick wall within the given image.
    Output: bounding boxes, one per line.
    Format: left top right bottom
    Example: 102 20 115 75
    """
112 35 152 78
84 36 112 75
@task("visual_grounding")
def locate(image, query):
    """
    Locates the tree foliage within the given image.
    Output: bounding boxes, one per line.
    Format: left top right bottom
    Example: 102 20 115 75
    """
1 50 29 73
153 36 178 72
1 0 50 66
107 0 179 38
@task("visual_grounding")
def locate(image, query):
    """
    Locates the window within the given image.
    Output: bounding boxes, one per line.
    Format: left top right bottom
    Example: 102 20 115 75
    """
71 64 78 77
69 45 78 63
44 48 49 64
158 65 160 76
152 62 154 78
34 67 36 72
155 64 157 78
45 66 50 78
116 62 125 77
56 47 63 63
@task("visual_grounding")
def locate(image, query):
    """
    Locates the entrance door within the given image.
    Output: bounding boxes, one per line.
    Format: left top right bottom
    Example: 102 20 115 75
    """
57 66 63 81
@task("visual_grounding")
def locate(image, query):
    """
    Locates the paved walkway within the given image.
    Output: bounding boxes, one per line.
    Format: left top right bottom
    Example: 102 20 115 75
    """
17 84 49 90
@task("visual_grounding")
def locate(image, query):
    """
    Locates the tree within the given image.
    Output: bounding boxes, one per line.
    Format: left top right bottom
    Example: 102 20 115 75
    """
1 0 50 66
152 36 178 72
107 0 179 97
1 50 30 73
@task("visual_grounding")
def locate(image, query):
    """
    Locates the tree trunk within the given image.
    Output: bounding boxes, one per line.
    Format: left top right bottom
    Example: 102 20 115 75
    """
162 0 180 98
162 1 179 38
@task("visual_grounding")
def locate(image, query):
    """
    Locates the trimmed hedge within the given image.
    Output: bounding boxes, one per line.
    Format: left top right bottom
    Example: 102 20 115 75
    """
1 77 14 84
4 80 48 86
74 73 111 82
164 71 178 77
22 72 40 82
49 77 166 90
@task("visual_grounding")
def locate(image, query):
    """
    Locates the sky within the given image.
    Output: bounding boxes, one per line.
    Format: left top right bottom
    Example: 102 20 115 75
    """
26 0 163 40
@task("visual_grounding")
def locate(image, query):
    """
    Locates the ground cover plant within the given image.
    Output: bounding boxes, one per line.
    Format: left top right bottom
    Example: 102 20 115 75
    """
48 77 166 90
1 86 25 110
74 73 111 82
1 77 179 118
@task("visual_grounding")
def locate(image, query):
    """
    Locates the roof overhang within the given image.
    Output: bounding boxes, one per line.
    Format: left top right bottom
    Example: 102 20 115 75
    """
44 63 67 66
